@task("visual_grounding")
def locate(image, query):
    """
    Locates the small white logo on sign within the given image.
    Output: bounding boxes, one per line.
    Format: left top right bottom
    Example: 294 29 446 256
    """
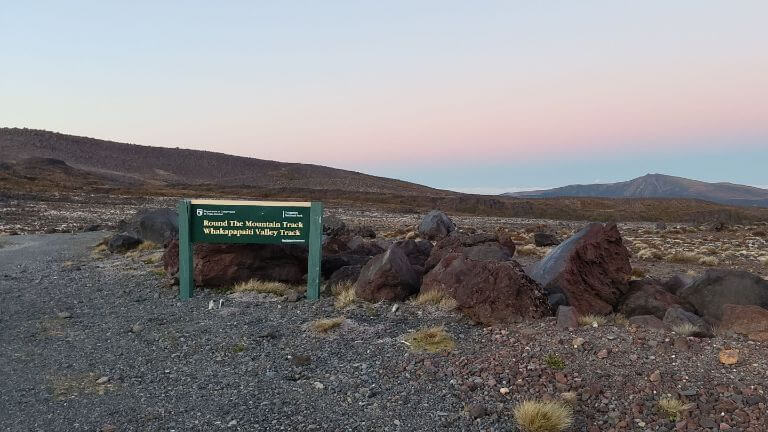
196 209 203 216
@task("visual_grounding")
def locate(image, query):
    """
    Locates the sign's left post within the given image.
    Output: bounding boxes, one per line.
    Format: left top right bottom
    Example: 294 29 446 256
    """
178 200 195 300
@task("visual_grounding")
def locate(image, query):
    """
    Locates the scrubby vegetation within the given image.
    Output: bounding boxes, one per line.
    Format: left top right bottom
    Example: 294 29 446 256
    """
578 314 607 327
658 396 694 421
333 282 358 309
403 326 455 353
513 400 573 432
232 279 294 295
310 317 345 333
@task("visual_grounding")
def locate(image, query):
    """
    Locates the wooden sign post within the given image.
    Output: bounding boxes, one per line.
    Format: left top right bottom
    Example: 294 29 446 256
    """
177 199 323 300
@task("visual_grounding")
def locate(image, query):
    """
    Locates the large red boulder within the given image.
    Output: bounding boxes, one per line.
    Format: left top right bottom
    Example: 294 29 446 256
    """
529 223 632 315
354 246 420 302
163 239 307 287
720 304 768 341
421 253 549 325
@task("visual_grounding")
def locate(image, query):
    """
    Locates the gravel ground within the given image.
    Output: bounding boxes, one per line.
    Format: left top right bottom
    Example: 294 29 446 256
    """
2 234 767 431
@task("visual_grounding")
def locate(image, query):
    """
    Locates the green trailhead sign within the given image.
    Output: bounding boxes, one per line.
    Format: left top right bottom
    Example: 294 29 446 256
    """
190 200 311 244
177 199 323 301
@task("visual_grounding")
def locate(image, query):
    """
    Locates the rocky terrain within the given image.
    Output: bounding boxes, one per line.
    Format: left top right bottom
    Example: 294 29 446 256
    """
2 203 768 431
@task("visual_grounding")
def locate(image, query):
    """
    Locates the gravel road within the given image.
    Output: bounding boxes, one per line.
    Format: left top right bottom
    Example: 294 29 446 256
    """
0 233 476 432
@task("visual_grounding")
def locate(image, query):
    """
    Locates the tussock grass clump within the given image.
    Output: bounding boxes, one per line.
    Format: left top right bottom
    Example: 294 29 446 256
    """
334 283 357 309
310 317 345 333
232 279 293 295
658 396 694 421
630 267 647 279
637 248 663 260
90 243 108 259
544 354 566 371
697 256 719 266
666 252 703 264
578 314 607 327
403 326 455 353
612 313 629 326
517 244 547 257
411 290 458 310
513 400 573 432
135 241 160 251
671 323 699 336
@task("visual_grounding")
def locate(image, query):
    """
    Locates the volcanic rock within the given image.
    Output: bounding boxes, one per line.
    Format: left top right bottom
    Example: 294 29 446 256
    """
163 239 307 287
720 304 768 341
533 232 560 247
354 246 419 302
663 307 709 331
108 234 142 253
393 239 433 268
322 215 347 237
618 279 692 318
420 253 549 325
123 208 178 245
425 232 513 272
326 265 363 291
529 223 632 315
418 210 456 240
556 306 579 329
678 269 768 322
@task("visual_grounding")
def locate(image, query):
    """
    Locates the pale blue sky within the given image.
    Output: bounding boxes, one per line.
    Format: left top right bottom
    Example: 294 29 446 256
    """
1 1 766 191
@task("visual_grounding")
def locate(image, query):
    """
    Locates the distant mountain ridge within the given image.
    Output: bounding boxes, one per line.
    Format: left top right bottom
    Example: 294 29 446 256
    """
505 174 768 208
0 128 449 196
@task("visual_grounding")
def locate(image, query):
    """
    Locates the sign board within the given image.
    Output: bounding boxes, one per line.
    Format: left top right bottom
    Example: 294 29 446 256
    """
177 199 323 300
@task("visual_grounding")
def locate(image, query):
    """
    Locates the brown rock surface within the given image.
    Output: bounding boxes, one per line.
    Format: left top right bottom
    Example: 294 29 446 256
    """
354 246 419 302
529 223 632 315
678 269 768 322
720 304 768 341
163 239 307 286
618 279 692 318
421 253 548 325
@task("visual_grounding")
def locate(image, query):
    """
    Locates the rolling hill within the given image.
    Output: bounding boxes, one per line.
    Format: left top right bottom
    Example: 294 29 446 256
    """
505 174 768 208
0 128 449 196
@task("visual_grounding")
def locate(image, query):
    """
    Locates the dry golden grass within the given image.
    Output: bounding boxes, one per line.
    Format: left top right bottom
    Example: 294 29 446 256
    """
658 396 694 421
136 241 160 251
334 283 357 309
671 323 700 336
612 313 629 326
517 244 547 257
666 252 703 264
232 279 294 295
697 256 719 266
411 289 458 311
90 243 108 259
310 317 345 333
578 314 607 327
403 326 455 353
513 400 573 432
636 248 663 260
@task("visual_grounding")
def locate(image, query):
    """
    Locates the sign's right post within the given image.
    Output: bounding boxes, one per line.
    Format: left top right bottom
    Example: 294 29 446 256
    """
306 201 323 300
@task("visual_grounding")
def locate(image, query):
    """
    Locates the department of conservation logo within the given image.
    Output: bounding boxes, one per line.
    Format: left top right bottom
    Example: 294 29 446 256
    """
196 209 203 216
